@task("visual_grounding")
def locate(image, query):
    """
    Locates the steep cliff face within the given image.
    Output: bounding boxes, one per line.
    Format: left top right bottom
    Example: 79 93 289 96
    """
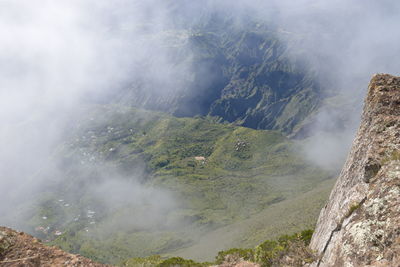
310 74 400 266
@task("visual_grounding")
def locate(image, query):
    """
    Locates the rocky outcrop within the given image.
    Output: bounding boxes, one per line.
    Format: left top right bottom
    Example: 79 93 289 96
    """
0 227 112 267
310 74 400 266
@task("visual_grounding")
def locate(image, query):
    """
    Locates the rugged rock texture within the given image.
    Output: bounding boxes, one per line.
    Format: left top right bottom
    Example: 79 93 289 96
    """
114 15 322 135
0 227 111 267
310 74 400 266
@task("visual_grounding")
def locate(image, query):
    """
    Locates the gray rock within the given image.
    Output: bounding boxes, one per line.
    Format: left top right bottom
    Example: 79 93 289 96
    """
310 74 400 266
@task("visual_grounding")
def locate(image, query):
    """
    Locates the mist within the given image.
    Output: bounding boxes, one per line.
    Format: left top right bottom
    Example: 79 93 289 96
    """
267 0 400 167
1 0 400 261
0 0 188 228
218 0 400 168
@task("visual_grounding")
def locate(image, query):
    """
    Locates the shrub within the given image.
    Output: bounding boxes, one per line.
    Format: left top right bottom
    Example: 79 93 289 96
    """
272 239 317 267
254 229 315 267
158 257 206 267
122 255 163 266
154 158 170 168
215 248 255 264
122 230 316 267
298 229 314 245
0 231 13 256
254 240 284 267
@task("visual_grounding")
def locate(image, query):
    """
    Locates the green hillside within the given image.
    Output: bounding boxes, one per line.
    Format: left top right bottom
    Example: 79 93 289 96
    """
20 105 334 264
113 15 322 135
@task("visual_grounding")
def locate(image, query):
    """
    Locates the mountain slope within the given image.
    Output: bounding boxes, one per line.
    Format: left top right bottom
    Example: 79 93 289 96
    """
10 105 334 264
172 178 334 261
113 16 322 135
310 74 400 266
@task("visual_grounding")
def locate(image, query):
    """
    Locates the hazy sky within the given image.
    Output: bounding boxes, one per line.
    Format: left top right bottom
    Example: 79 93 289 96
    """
1 0 400 229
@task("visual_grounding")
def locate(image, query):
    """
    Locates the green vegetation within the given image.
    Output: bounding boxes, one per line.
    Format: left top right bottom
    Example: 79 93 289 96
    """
252 230 314 267
6 14 342 266
0 231 13 256
346 202 362 219
123 229 316 267
22 105 334 264
158 257 208 267
381 150 400 165
122 256 209 267
114 16 321 135
122 255 164 266
215 248 255 264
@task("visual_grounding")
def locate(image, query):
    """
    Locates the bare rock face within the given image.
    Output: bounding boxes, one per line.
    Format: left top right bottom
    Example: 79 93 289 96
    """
310 74 400 266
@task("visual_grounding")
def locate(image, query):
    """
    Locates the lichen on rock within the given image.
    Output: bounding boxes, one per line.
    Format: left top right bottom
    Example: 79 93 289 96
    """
310 74 400 267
